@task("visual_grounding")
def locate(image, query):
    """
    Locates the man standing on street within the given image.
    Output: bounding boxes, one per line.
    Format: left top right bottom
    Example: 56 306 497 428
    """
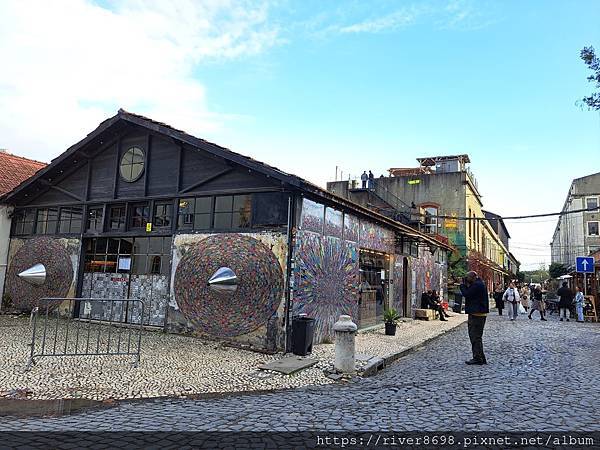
557 282 574 322
460 271 489 365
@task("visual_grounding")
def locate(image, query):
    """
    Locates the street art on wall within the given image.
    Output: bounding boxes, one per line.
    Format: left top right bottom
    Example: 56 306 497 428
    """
359 220 394 253
325 207 343 238
4 237 74 311
343 213 359 242
173 234 284 337
410 250 447 302
393 257 405 315
293 231 359 342
300 199 324 234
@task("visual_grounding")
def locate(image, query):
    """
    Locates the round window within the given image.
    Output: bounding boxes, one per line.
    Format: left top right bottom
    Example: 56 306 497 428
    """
120 147 145 182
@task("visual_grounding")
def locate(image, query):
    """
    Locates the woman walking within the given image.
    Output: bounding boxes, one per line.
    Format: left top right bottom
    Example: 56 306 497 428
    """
528 287 547 321
520 285 530 312
574 286 585 323
493 285 504 316
503 282 521 321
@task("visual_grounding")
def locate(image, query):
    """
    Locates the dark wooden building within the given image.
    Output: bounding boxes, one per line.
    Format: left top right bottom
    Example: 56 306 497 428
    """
1 110 451 351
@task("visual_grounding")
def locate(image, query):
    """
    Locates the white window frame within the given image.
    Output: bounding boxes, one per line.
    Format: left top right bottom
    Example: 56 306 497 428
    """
423 206 438 234
586 196 599 211
587 221 599 237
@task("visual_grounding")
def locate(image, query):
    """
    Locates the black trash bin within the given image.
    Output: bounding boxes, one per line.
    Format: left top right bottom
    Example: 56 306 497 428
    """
452 292 463 313
291 314 315 356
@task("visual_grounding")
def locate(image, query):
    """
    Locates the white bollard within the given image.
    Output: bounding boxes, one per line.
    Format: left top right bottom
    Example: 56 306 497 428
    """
333 315 357 373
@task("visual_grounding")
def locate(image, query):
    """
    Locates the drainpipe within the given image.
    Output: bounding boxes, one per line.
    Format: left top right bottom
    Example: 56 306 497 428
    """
283 193 297 353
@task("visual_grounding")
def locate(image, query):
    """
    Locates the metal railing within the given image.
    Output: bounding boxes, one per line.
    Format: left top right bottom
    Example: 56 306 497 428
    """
25 298 145 371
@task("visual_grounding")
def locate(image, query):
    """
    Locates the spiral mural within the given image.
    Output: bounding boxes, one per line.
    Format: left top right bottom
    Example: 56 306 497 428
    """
292 231 359 342
173 234 284 337
4 237 74 311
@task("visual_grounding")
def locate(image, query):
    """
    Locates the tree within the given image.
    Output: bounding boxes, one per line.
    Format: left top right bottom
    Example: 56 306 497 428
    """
549 262 569 279
580 46 600 110
516 270 525 283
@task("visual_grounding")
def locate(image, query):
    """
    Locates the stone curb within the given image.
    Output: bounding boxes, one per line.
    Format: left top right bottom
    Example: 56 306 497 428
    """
358 318 467 378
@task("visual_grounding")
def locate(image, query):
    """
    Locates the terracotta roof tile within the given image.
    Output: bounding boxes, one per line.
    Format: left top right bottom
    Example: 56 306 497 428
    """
0 151 47 196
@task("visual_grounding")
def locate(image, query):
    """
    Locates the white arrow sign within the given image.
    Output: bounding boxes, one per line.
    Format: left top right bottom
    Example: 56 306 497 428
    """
582 260 589 270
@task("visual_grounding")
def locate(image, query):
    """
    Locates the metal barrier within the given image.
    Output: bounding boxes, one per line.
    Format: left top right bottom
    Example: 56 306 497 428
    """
25 298 145 371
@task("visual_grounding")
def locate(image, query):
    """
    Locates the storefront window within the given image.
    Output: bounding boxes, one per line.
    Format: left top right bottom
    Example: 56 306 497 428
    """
58 207 83 234
108 204 126 231
11 209 35 236
86 207 104 233
35 208 59 235
358 250 390 329
129 203 149 229
153 202 173 228
177 195 252 231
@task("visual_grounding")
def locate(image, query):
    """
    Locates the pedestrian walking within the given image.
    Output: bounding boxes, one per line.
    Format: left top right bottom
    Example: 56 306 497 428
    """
368 170 374 189
520 285 530 311
528 286 547 321
503 282 521 321
460 271 489 365
360 171 368 189
493 285 504 316
557 282 574 322
574 286 585 323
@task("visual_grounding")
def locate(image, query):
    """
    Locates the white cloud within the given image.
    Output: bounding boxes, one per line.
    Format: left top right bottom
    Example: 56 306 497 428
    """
0 0 281 161
338 7 422 34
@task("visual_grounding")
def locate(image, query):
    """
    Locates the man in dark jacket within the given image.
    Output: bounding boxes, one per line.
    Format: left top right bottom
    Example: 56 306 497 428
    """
557 282 574 321
460 271 489 365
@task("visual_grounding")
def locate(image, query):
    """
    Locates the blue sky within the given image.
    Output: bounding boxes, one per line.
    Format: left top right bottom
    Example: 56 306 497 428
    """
1 0 599 268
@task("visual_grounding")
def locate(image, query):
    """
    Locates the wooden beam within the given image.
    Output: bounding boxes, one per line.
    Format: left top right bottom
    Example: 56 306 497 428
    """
48 185 84 202
113 137 122 199
84 160 92 201
143 133 151 197
179 167 234 194
175 145 183 193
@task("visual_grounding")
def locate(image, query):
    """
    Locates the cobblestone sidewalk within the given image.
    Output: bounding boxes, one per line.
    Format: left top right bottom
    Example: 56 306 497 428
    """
0 313 465 401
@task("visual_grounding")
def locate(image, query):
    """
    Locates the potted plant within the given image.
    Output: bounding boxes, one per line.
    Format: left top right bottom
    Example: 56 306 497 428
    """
383 308 401 336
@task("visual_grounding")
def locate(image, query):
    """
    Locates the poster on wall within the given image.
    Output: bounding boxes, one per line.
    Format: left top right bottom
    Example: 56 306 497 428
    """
325 208 343 238
300 199 325 234
359 220 394 253
343 213 359 242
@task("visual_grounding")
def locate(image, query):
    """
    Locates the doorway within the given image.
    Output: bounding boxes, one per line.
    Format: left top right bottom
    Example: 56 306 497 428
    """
402 257 409 317
79 237 171 326
358 249 390 328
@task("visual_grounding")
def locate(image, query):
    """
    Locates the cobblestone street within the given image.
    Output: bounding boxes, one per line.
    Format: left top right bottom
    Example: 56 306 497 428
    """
3 314 599 432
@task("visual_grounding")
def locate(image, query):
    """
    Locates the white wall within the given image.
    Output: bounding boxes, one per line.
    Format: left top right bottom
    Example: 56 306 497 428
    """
0 204 12 304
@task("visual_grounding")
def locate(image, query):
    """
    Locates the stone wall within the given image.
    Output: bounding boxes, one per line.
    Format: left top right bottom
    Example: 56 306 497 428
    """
169 232 288 351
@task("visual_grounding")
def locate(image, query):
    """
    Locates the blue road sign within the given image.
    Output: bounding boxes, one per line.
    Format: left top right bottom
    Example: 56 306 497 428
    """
576 256 595 273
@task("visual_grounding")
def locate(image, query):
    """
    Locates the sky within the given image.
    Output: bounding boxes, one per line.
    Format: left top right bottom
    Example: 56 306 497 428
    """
1 0 599 270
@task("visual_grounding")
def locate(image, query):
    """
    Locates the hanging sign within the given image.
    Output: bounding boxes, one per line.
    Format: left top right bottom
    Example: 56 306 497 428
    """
146 223 152 232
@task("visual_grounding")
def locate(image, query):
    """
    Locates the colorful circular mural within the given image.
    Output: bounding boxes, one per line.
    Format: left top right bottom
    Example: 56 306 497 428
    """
5 237 74 311
173 234 284 337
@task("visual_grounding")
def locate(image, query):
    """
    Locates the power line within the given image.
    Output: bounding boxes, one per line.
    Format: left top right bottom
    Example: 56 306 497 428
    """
428 206 599 221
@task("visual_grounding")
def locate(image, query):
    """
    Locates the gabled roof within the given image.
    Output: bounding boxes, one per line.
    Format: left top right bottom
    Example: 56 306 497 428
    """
0 151 46 196
482 210 511 239
1 109 452 251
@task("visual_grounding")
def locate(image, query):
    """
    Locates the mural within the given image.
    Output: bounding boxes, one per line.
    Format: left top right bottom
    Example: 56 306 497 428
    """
343 213 360 242
325 207 343 238
359 220 394 253
300 199 324 234
393 257 405 315
410 250 447 303
292 231 359 342
4 237 75 311
173 234 284 337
